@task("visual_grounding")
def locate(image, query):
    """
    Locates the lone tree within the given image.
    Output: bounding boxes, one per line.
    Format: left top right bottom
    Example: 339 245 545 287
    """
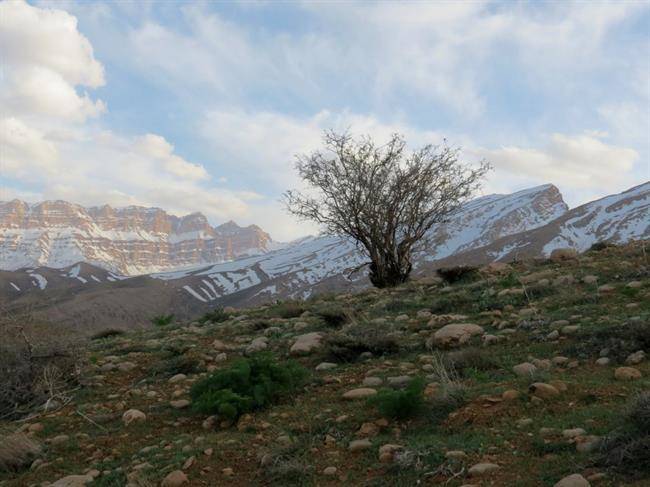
284 131 490 288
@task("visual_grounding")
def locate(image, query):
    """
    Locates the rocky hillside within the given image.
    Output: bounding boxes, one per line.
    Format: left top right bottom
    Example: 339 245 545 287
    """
1 241 648 486
0 200 272 275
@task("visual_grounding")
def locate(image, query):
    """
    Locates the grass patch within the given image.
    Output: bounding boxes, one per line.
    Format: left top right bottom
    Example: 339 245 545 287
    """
368 377 426 420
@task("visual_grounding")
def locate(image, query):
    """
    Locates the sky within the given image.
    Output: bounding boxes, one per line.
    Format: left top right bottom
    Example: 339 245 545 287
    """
0 0 649 241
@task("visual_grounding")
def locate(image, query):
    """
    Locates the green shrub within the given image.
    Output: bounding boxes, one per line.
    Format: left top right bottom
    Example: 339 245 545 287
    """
190 353 308 421
436 266 479 285
444 348 498 376
150 355 200 379
589 241 616 252
199 307 230 324
268 301 305 319
150 314 174 327
368 377 425 420
564 321 650 363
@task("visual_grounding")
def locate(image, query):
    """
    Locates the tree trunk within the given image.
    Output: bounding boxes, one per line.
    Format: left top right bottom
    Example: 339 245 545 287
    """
368 257 411 288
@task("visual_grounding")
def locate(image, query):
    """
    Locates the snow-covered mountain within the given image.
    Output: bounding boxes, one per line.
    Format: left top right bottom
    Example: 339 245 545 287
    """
1 182 647 332
0 200 272 275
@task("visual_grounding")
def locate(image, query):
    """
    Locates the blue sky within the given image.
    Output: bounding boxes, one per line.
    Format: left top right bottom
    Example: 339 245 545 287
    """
1 0 649 240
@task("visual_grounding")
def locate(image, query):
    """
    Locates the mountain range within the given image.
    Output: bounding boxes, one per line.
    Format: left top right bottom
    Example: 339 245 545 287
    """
0 182 647 332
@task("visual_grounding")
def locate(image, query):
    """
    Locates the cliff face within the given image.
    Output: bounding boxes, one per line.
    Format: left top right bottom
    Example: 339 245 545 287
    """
0 200 271 275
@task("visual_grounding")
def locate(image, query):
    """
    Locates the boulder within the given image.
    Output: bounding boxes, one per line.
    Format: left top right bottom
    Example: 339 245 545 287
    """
512 362 537 377
529 382 560 399
468 463 500 476
49 475 94 487
614 367 642 380
290 332 323 355
342 388 377 400
428 324 484 347
550 248 578 262
122 409 146 426
554 474 590 487
161 470 188 486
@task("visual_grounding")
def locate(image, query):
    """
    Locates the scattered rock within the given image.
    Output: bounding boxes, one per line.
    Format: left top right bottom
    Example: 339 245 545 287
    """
512 362 537 377
122 409 146 426
170 399 191 409
168 374 187 383
378 443 403 463
161 470 188 486
49 475 94 486
468 463 500 476
323 466 338 476
595 357 610 366
348 439 372 452
315 362 337 371
626 350 646 365
554 473 590 487
290 332 323 355
428 323 484 347
550 248 578 262
342 388 377 400
529 383 560 399
614 366 642 380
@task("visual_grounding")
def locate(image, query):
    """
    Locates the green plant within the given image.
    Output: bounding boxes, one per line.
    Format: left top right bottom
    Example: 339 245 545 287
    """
150 314 174 327
150 355 200 379
90 329 125 340
268 301 305 319
436 266 479 285
199 307 230 324
325 333 399 362
589 241 615 252
368 376 426 419
190 353 308 421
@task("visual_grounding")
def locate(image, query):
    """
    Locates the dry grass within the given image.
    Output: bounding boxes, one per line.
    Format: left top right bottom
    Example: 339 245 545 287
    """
0 431 41 472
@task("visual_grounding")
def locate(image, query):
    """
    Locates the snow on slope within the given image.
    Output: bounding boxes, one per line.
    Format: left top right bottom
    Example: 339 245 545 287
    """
157 184 568 303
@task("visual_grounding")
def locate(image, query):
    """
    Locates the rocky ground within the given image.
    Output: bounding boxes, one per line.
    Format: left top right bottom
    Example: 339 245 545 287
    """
1 242 649 486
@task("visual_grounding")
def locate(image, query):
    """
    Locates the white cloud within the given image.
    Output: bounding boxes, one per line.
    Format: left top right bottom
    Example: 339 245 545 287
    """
475 132 640 205
0 0 105 122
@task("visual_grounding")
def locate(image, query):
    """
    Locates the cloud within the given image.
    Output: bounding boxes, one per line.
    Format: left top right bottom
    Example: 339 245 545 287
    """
475 132 640 205
0 0 105 122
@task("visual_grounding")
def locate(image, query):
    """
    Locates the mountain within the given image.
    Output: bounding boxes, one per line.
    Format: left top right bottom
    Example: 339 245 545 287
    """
429 181 650 268
0 183 576 331
0 200 272 275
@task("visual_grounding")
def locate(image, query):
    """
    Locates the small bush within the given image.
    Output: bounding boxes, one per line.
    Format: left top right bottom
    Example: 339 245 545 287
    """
90 329 125 340
368 377 426 420
436 266 479 285
314 304 351 328
0 431 41 472
595 392 650 477
199 307 230 324
150 314 174 327
268 301 306 319
589 241 616 252
444 348 498 376
190 353 308 421
429 387 467 426
325 333 399 362
150 355 200 379
565 321 650 363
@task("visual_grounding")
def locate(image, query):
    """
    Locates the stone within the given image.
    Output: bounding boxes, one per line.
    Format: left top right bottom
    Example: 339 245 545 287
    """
315 362 337 371
378 444 403 463
362 377 383 387
429 324 484 347
290 332 324 355
50 434 69 445
222 468 234 476
161 470 188 486
343 388 377 400
626 350 646 365
582 275 598 284
168 374 187 383
387 376 411 387
50 475 94 486
627 280 643 288
529 382 560 398
614 367 642 380
554 473 590 487
246 337 268 354
595 357 610 366
561 325 580 335
468 463 500 476
116 361 136 372
502 390 520 401
445 450 467 459
562 428 586 438
547 330 560 340
348 439 372 452
122 409 146 426
575 435 601 453
598 284 615 294
552 356 569 366
170 399 191 409
512 362 537 377
323 466 338 476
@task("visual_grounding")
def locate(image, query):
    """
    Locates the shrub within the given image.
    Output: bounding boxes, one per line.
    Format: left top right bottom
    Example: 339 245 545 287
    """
368 377 426 420
150 355 200 379
595 392 650 477
150 314 174 327
314 304 351 328
565 321 650 363
0 319 82 419
589 241 616 252
325 333 399 362
268 301 305 319
0 431 41 472
444 348 498 376
436 266 479 285
199 307 230 324
190 353 308 421
90 329 125 340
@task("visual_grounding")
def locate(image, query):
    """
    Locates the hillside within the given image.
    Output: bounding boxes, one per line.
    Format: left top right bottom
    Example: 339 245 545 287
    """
1 241 648 486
